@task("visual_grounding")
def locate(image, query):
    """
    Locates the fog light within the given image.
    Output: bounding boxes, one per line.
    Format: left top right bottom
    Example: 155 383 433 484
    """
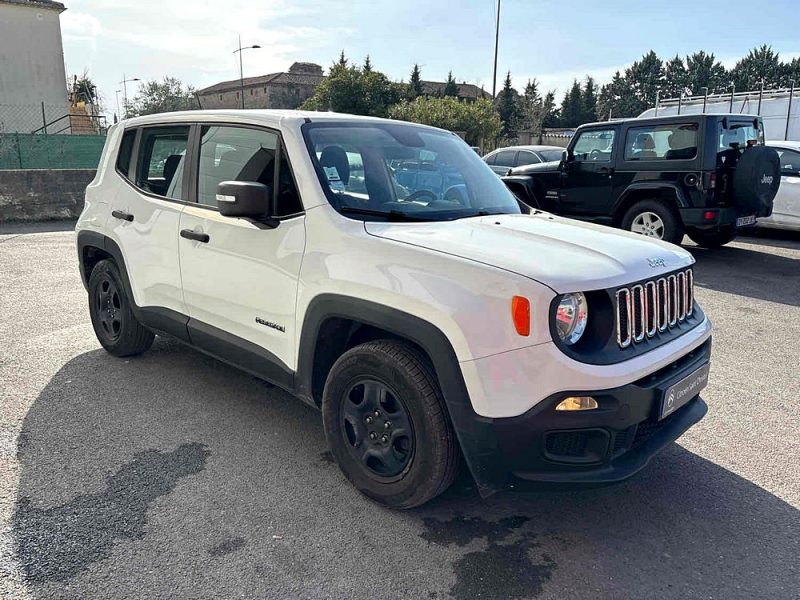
555 396 598 411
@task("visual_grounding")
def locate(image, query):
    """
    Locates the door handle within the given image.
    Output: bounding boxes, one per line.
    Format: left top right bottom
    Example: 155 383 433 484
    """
112 210 134 222
180 229 210 243
598 167 614 176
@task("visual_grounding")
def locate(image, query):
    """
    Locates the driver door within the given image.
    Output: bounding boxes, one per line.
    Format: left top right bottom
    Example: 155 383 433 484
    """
560 128 617 216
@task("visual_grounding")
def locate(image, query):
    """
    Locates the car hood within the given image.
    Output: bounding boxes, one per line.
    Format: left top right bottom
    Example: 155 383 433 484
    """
364 213 694 293
508 160 561 175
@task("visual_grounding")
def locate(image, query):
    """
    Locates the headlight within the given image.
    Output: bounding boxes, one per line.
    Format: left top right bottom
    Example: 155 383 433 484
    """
555 292 588 345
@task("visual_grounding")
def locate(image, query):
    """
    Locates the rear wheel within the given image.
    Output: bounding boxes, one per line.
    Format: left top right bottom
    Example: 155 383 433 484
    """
621 200 684 245
88 259 154 357
322 340 459 509
687 227 737 248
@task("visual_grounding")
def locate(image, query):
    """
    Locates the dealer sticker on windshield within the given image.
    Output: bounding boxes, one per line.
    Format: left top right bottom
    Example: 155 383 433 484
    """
660 363 710 420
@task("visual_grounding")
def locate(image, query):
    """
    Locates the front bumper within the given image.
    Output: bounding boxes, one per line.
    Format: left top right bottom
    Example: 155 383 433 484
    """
453 339 711 494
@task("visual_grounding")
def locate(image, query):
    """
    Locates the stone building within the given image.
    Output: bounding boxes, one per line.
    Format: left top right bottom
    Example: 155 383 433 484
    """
196 62 325 110
420 81 490 101
0 0 70 132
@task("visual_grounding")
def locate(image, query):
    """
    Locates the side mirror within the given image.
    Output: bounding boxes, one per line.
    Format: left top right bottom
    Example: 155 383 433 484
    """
217 181 276 226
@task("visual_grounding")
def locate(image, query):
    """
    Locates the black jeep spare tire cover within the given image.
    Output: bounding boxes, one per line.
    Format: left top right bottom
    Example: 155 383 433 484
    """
732 146 780 215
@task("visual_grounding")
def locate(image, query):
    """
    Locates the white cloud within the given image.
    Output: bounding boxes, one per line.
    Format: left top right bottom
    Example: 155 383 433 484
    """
60 0 341 110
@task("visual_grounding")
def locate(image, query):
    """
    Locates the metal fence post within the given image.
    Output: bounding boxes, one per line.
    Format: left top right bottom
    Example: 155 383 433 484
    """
757 81 764 115
786 80 795 141
654 91 659 117
729 85 735 112
40 102 47 134
15 132 23 168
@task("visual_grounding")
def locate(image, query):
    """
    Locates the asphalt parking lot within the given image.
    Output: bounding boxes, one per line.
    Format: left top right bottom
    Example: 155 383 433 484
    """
1 221 798 600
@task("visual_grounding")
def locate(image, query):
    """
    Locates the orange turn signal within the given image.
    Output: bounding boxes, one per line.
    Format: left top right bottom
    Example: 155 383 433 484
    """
511 296 530 337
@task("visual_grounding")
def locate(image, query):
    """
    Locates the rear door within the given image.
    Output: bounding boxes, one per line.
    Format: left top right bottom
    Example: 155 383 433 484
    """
560 128 616 216
178 123 305 381
108 125 189 321
490 149 518 175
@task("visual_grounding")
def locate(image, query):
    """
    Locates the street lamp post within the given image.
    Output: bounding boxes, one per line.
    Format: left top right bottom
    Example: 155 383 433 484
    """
233 36 261 109
120 75 140 119
115 90 122 123
491 0 500 99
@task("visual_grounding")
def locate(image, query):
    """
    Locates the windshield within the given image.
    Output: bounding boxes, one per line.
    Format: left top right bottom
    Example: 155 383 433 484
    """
302 122 521 221
538 149 564 162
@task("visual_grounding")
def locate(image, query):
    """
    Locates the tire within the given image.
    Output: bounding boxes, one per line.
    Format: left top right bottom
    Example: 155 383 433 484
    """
732 146 781 214
322 340 459 509
621 199 684 245
687 227 737 249
88 259 154 357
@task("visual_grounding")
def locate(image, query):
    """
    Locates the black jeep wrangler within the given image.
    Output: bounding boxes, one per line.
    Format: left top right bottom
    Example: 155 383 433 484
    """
502 114 781 247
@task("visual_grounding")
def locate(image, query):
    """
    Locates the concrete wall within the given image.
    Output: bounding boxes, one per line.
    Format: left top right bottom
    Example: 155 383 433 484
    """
0 2 69 132
0 169 94 221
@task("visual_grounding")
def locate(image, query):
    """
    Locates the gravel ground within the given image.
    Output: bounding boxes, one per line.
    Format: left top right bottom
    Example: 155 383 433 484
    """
1 221 798 600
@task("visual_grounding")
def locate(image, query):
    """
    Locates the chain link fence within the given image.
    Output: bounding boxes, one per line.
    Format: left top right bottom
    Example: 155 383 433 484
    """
0 103 107 169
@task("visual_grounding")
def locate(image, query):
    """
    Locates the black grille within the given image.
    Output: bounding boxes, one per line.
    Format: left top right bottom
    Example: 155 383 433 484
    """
545 431 589 457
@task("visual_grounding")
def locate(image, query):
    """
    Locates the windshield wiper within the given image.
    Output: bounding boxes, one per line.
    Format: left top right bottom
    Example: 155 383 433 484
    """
339 206 430 222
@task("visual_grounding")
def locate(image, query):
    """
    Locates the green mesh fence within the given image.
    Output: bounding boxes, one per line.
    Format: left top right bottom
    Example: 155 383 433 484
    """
0 133 106 170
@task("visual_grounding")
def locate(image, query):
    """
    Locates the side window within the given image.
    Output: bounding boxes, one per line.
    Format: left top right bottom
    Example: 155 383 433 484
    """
624 124 698 161
572 130 615 162
778 149 800 175
116 129 136 178
484 153 497 165
197 125 278 208
494 150 517 167
135 126 190 199
516 151 540 166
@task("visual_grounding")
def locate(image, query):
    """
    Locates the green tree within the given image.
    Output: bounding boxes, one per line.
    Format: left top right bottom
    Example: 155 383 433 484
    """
663 55 689 99
407 63 424 100
730 45 783 90
685 51 727 95
541 91 559 127
596 71 641 119
443 71 460 97
126 77 197 117
363 55 373 73
389 96 501 147
559 79 584 127
627 50 663 109
495 71 522 140
581 76 597 124
301 54 403 117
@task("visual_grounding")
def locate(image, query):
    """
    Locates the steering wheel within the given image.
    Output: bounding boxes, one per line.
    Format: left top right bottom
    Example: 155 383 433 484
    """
404 189 437 202
590 149 602 160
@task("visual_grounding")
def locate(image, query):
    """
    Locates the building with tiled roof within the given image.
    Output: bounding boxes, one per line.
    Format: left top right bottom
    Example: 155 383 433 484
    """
196 62 325 110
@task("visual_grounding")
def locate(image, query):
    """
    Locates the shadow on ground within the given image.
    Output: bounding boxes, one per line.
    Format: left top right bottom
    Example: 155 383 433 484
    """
0 220 76 236
684 233 800 307
12 340 799 599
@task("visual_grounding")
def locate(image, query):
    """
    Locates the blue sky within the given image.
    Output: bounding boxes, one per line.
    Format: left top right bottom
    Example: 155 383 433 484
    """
61 0 800 116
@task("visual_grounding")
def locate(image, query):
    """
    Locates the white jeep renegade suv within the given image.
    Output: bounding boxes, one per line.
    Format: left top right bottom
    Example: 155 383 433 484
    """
76 110 712 508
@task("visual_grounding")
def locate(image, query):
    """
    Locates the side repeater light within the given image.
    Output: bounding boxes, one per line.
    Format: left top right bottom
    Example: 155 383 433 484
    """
511 296 530 337
555 396 599 411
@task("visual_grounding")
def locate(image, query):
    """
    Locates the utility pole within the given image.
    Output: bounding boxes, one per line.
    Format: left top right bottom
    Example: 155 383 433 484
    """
234 36 262 109
492 0 500 99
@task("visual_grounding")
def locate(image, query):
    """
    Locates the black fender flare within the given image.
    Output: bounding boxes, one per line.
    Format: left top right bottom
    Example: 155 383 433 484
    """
296 294 508 497
501 174 542 208
614 182 690 220
76 230 191 343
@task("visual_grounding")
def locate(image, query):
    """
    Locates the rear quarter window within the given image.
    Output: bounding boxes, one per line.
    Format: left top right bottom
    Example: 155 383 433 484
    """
623 123 698 161
116 129 137 177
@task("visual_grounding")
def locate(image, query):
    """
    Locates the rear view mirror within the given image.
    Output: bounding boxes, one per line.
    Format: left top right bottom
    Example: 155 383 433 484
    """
217 181 277 227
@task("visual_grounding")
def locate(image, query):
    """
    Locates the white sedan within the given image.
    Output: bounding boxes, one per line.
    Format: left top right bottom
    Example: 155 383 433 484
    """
760 141 800 231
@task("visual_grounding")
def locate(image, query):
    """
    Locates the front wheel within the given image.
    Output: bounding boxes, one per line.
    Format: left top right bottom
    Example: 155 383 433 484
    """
687 227 737 248
621 200 684 245
322 340 460 509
